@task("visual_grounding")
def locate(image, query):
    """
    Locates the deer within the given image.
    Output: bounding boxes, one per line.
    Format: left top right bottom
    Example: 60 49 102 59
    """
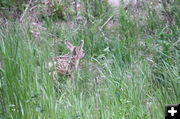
49 40 85 81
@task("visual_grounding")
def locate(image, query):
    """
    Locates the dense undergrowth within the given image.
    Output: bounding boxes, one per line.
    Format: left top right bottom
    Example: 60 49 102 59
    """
0 0 180 119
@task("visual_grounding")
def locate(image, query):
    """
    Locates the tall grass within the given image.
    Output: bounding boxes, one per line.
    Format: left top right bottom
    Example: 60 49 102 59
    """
0 1 180 119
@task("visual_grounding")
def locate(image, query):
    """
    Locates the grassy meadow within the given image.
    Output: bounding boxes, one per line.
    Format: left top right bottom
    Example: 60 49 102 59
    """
0 0 180 119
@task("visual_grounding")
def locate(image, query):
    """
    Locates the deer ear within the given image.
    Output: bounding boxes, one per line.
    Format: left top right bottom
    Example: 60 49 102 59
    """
80 40 84 48
64 40 74 51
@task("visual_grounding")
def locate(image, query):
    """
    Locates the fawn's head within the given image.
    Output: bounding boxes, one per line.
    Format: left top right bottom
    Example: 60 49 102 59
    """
64 40 85 59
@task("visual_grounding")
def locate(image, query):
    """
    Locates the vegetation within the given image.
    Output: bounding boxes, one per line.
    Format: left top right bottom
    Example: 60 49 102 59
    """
0 0 179 119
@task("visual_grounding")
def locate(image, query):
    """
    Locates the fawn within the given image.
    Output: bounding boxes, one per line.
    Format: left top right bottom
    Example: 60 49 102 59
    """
49 40 85 81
